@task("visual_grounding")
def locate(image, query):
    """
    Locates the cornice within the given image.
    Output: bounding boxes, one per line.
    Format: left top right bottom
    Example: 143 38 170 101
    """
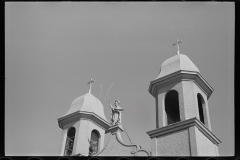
146 117 221 145
58 111 111 130
149 70 214 99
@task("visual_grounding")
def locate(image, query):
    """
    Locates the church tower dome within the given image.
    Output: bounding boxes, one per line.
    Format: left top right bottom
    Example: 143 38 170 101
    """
156 54 200 80
63 93 108 122
58 79 110 156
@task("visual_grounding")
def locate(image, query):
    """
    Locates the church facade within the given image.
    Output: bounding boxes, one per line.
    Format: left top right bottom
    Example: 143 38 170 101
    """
57 53 221 156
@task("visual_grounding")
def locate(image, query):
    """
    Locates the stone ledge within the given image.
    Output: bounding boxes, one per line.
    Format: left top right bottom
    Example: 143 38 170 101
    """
146 117 221 145
106 124 124 134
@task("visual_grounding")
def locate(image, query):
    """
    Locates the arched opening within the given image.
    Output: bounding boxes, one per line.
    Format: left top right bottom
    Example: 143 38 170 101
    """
89 130 100 155
197 93 205 124
64 127 76 156
165 90 181 125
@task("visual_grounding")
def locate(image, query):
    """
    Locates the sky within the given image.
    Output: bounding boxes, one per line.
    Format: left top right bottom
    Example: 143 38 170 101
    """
5 2 234 156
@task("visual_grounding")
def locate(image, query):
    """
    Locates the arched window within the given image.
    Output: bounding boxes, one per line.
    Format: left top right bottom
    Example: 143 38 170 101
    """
89 130 100 155
197 93 205 124
64 127 76 156
165 90 180 125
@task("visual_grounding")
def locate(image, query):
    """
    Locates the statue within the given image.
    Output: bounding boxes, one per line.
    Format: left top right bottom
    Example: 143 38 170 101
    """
88 139 97 155
109 100 124 125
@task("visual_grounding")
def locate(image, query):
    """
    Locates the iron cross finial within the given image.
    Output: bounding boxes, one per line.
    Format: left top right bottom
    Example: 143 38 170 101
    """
87 78 95 93
173 39 182 55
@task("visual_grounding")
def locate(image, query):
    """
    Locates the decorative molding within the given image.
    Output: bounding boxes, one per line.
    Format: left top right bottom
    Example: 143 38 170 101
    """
149 70 214 99
146 117 221 145
131 148 152 156
114 128 151 156
113 125 151 156
92 124 151 156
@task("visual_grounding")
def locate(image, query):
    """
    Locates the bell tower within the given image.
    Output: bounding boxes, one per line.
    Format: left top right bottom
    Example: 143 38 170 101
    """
58 79 110 156
147 53 221 156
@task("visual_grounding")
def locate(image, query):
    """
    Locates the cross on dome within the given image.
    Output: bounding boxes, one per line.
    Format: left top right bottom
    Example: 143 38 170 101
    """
173 39 182 55
87 78 95 93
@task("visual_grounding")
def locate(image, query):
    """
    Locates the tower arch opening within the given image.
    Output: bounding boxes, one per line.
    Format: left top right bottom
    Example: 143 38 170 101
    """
89 129 100 155
64 127 76 156
197 93 205 124
165 90 181 125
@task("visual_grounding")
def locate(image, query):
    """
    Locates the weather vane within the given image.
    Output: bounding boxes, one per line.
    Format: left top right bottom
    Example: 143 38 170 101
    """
87 78 95 93
173 38 182 55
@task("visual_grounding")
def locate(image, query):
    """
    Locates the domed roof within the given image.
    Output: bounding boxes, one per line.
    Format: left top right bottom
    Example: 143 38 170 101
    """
63 93 108 122
155 54 200 80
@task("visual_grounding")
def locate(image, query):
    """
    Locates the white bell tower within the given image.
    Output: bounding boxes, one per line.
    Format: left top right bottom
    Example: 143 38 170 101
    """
147 53 221 156
58 79 110 156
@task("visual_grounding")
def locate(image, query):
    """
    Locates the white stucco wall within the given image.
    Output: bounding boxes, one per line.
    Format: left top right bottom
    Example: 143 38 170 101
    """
156 129 190 156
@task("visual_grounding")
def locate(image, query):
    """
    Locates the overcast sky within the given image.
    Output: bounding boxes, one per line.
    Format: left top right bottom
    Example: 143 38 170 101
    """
5 2 234 156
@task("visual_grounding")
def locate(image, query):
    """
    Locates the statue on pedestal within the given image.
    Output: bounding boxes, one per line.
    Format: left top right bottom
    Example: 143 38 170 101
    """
109 100 124 125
